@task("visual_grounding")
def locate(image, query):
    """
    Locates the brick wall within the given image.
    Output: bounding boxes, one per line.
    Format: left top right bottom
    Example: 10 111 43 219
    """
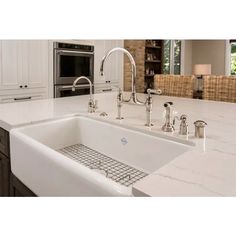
124 40 145 93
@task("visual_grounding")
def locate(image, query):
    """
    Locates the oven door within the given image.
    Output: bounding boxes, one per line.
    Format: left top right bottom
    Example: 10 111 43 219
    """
54 49 94 85
54 84 92 98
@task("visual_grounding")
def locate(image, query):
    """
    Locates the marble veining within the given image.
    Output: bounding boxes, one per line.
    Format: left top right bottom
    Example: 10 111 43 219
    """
155 173 224 196
1 92 236 196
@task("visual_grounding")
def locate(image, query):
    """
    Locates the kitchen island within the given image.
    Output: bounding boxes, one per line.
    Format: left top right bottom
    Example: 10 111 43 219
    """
0 92 236 196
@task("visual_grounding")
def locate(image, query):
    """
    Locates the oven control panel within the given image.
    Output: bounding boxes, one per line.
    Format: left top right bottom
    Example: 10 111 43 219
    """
55 42 94 52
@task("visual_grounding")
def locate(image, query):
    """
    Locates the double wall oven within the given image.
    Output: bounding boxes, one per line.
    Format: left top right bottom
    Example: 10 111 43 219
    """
54 42 94 98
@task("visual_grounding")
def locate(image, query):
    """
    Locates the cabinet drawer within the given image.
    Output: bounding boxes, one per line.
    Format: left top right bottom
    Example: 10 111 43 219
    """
94 86 118 94
0 93 46 104
0 127 9 157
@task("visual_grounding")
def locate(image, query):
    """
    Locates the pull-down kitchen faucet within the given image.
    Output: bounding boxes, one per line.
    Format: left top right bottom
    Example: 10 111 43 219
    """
72 76 97 113
100 47 145 105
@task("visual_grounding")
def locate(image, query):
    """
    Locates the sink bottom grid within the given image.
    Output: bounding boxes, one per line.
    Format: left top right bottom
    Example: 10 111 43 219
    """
58 144 147 187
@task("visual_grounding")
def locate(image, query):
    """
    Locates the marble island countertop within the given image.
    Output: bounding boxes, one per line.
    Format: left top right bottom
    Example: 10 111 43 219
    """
1 92 236 196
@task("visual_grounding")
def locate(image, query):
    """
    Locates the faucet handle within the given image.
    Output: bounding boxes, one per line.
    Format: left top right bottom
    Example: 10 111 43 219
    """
147 88 162 95
146 88 162 105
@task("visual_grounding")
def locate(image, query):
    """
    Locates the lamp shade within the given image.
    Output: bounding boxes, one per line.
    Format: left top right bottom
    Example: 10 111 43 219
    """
193 64 211 75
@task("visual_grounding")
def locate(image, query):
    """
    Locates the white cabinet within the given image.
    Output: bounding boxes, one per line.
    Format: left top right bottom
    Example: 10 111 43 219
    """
0 40 49 103
0 41 21 90
94 40 123 89
106 40 124 87
21 40 48 89
94 40 106 84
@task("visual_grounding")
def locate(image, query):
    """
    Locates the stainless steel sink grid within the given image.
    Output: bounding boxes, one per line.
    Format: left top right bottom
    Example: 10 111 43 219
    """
58 144 148 187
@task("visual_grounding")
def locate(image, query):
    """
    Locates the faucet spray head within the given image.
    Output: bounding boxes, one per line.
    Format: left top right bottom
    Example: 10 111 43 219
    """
164 102 173 107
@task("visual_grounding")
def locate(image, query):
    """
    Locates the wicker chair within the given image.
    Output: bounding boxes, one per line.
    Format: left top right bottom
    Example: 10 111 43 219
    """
203 76 236 103
154 74 194 98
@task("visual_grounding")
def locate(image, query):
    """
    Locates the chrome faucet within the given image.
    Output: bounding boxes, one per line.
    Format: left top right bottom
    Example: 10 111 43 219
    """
162 102 175 132
145 89 162 127
72 76 97 113
114 87 162 124
100 47 145 105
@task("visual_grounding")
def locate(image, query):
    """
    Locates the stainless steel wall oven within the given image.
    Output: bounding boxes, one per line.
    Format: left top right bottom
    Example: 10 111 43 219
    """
53 42 94 98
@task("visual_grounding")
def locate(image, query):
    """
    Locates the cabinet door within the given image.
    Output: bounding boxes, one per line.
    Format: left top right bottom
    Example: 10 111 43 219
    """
112 40 123 87
0 41 22 90
0 152 10 196
94 40 123 86
22 40 49 89
10 174 36 197
106 40 124 85
103 40 114 83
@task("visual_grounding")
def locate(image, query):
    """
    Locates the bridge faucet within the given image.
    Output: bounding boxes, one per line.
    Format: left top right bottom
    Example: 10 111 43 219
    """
100 47 145 105
72 76 97 113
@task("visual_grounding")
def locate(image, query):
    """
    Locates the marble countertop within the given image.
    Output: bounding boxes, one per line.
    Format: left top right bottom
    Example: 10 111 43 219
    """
1 92 236 196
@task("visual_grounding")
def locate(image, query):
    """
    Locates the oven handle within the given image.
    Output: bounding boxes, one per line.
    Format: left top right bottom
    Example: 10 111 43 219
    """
56 50 94 55
60 84 93 89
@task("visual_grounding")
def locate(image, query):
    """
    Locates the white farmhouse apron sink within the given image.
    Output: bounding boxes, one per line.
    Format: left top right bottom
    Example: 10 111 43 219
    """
10 116 190 196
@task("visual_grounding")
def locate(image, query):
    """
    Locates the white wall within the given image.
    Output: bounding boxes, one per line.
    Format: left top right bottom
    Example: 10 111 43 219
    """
182 40 192 75
191 40 226 75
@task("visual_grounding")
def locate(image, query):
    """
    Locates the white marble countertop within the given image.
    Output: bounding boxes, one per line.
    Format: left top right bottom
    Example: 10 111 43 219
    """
1 92 236 196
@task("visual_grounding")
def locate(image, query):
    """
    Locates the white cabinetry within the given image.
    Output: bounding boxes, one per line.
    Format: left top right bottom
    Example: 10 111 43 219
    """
0 40 49 103
0 93 47 103
94 40 123 93
21 40 48 89
0 41 21 90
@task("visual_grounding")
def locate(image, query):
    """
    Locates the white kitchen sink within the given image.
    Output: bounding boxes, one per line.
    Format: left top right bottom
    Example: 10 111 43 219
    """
10 116 191 196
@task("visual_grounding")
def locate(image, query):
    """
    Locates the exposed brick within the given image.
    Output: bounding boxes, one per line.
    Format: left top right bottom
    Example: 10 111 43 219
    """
124 40 145 93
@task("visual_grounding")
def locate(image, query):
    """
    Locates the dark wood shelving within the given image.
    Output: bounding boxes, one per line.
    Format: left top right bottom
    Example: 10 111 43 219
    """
145 40 163 91
145 60 161 63
145 74 155 77
124 40 163 93
146 45 161 49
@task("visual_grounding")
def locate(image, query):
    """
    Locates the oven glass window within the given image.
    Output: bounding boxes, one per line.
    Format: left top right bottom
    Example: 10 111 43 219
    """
59 88 90 97
60 55 90 77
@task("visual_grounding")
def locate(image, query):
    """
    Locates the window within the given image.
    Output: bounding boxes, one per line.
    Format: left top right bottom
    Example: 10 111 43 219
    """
163 40 171 74
163 40 182 74
174 40 181 74
230 41 236 75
